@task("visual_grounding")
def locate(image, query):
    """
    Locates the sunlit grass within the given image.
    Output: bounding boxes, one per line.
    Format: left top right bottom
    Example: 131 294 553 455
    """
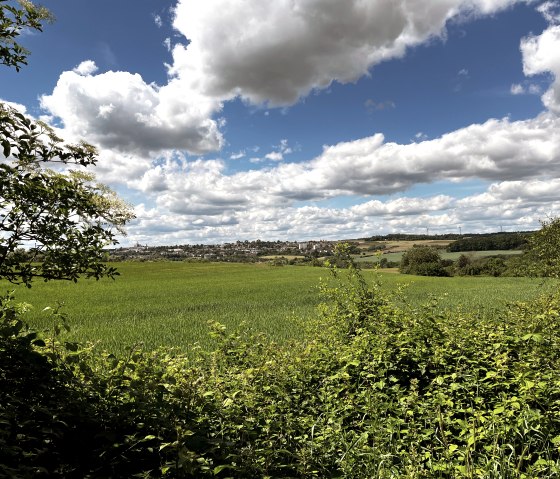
4 261 555 353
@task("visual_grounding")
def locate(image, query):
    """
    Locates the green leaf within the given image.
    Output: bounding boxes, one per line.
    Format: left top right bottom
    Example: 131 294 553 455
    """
213 465 231 475
64 341 79 352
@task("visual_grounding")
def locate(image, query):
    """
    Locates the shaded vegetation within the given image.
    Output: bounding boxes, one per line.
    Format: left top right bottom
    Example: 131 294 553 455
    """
400 246 449 277
447 233 529 253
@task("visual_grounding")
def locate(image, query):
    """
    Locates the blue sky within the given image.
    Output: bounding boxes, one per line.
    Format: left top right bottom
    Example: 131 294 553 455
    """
4 0 560 244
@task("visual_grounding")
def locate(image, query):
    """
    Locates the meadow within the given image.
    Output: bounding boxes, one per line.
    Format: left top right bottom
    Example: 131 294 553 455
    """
353 248 523 263
5 261 555 353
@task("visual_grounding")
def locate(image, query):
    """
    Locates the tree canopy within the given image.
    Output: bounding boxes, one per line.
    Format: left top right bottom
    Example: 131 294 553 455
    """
0 0 52 71
399 245 448 276
525 217 560 278
1 0 134 286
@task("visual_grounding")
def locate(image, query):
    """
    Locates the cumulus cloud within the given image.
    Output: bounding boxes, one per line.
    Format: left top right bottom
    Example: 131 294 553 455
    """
40 63 224 156
73 60 98 76
40 0 531 162
170 0 528 106
265 152 284 162
230 151 246 160
537 1 560 24
257 114 560 199
127 109 560 236
127 176 558 245
521 25 560 113
33 0 560 244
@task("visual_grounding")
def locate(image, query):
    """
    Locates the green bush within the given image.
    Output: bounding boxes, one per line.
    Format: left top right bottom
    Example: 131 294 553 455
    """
3 253 560 477
400 246 449 276
455 255 508 277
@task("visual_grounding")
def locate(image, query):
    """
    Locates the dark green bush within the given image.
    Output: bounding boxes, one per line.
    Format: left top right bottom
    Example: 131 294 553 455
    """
400 246 449 276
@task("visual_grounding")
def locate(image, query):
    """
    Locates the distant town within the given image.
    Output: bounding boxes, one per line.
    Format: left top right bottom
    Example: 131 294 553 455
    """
109 239 339 263
108 231 533 265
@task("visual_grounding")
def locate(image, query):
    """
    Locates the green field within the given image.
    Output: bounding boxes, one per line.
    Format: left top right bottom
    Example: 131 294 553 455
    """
4 261 556 353
353 249 523 263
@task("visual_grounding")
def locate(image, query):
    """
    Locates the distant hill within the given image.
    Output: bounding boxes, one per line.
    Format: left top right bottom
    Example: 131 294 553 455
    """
360 231 533 252
446 232 530 252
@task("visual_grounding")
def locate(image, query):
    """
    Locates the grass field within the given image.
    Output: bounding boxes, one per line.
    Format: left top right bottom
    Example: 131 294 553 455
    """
4 261 556 353
353 249 523 263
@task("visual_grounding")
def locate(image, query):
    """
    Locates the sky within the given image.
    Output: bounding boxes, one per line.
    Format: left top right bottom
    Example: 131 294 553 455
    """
3 0 560 245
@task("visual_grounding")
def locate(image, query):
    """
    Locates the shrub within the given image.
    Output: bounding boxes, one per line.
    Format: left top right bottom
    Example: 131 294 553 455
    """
3 253 560 477
400 246 448 276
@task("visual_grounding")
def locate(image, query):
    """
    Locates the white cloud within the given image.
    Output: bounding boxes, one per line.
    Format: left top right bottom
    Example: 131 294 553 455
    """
521 25 560 113
126 176 558 245
40 64 224 156
153 14 163 28
33 0 560 244
230 151 246 160
537 1 560 24
0 98 27 114
265 152 284 162
126 109 560 239
262 114 560 199
39 0 532 166
528 83 542 94
169 0 529 106
72 60 98 76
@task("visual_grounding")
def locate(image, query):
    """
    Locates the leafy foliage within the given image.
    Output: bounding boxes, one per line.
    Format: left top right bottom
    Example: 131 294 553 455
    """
3 251 560 477
0 0 52 71
454 254 508 277
448 232 528 252
1 2 134 287
400 245 449 276
525 217 560 278
1 104 134 286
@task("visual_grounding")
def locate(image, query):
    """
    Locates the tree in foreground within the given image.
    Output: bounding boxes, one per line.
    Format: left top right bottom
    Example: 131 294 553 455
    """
1 106 134 286
0 1 134 286
1 0 52 70
526 217 560 278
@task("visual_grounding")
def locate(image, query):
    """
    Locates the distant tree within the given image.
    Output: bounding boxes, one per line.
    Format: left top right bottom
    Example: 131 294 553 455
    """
456 254 471 270
400 246 448 276
447 233 528 252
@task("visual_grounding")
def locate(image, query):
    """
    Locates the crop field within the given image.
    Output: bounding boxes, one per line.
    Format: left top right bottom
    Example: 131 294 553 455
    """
4 261 556 353
353 248 523 263
357 239 454 252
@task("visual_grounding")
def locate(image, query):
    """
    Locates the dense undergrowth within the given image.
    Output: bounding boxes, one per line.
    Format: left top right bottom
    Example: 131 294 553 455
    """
2 254 560 478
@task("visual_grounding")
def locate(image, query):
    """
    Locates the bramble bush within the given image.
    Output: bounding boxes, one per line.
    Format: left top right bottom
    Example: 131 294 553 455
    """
2 247 560 477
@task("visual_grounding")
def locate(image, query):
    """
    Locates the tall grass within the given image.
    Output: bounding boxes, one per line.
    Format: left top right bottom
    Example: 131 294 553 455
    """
4 262 555 353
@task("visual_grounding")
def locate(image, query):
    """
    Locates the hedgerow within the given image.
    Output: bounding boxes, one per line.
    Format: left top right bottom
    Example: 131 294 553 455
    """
2 251 560 478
